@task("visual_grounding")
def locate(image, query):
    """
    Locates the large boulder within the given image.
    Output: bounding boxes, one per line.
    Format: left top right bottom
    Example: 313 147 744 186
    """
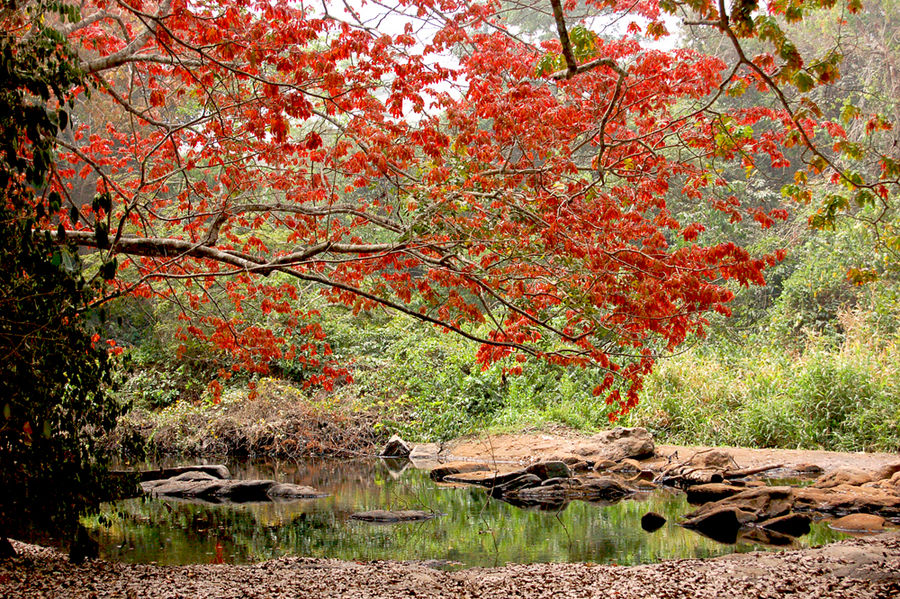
812 468 874 489
379 435 411 458
574 427 655 462
689 450 735 470
828 513 888 532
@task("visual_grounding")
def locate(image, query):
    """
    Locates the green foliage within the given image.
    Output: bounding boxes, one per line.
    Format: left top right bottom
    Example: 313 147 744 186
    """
0 1 125 555
622 325 900 452
293 309 619 441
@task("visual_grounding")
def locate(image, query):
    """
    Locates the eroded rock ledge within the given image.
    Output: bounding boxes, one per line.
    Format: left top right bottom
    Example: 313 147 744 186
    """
139 466 326 503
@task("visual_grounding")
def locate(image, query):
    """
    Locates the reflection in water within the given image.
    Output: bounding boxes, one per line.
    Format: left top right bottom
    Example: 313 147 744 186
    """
87 458 849 567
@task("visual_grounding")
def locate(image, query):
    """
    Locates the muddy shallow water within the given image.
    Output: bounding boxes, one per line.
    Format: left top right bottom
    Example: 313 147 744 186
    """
86 458 850 567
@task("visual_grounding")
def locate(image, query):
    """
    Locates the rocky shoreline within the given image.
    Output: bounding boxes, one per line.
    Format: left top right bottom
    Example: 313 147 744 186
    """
4 430 900 597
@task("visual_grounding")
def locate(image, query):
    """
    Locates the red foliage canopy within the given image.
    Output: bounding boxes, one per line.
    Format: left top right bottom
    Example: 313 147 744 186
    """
15 0 885 413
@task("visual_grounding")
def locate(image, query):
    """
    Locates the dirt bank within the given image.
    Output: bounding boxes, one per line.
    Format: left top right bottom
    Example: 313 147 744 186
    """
2 534 899 598
431 431 900 473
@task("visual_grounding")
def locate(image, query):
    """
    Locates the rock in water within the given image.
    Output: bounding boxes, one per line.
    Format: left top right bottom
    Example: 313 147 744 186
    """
142 472 325 502
682 506 756 544
689 486 795 522
349 510 438 523
574 427 655 462
380 435 411 458
829 513 888 532
685 483 745 505
136 464 231 482
793 463 824 476
641 512 666 532
758 513 812 537
429 462 491 482
812 468 874 489
489 474 542 498
526 461 572 480
141 472 226 498
577 477 635 501
267 483 327 499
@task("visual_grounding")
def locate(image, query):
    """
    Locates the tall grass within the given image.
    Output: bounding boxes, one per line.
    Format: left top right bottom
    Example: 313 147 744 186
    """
621 318 900 451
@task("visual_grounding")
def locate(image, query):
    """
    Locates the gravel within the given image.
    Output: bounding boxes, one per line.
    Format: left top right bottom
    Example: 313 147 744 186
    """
2 533 899 598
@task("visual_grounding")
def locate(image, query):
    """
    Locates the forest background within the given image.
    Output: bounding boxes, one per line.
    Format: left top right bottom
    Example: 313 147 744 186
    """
4 0 900 474
98 0 900 457
98 1 900 458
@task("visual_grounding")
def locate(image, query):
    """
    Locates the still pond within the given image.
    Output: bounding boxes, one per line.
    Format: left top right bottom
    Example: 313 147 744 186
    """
86 458 849 567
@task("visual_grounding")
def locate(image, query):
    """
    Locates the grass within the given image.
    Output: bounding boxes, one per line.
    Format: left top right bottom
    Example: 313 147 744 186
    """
621 327 900 452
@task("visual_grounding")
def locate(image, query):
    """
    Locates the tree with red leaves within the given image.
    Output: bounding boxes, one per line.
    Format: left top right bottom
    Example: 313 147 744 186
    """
8 0 897 415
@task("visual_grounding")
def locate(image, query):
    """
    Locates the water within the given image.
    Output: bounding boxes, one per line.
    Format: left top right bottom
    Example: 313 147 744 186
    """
86 458 849 567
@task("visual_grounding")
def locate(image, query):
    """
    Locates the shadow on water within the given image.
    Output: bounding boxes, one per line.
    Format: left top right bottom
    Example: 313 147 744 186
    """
85 458 850 567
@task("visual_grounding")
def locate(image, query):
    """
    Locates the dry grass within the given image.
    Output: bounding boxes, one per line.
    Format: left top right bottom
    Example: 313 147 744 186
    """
111 378 383 459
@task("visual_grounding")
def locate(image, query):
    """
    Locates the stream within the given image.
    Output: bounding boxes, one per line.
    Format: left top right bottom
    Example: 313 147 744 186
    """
86 458 850 567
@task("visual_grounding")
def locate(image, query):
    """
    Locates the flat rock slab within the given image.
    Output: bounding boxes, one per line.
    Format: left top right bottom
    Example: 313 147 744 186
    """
793 486 900 518
135 464 231 482
442 469 525 487
141 472 325 502
430 463 492 482
349 510 439 523
813 468 874 489
509 476 636 505
686 483 747 505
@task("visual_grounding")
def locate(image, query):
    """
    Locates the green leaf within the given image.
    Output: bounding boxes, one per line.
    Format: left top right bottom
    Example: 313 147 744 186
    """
840 102 860 123
793 71 815 92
